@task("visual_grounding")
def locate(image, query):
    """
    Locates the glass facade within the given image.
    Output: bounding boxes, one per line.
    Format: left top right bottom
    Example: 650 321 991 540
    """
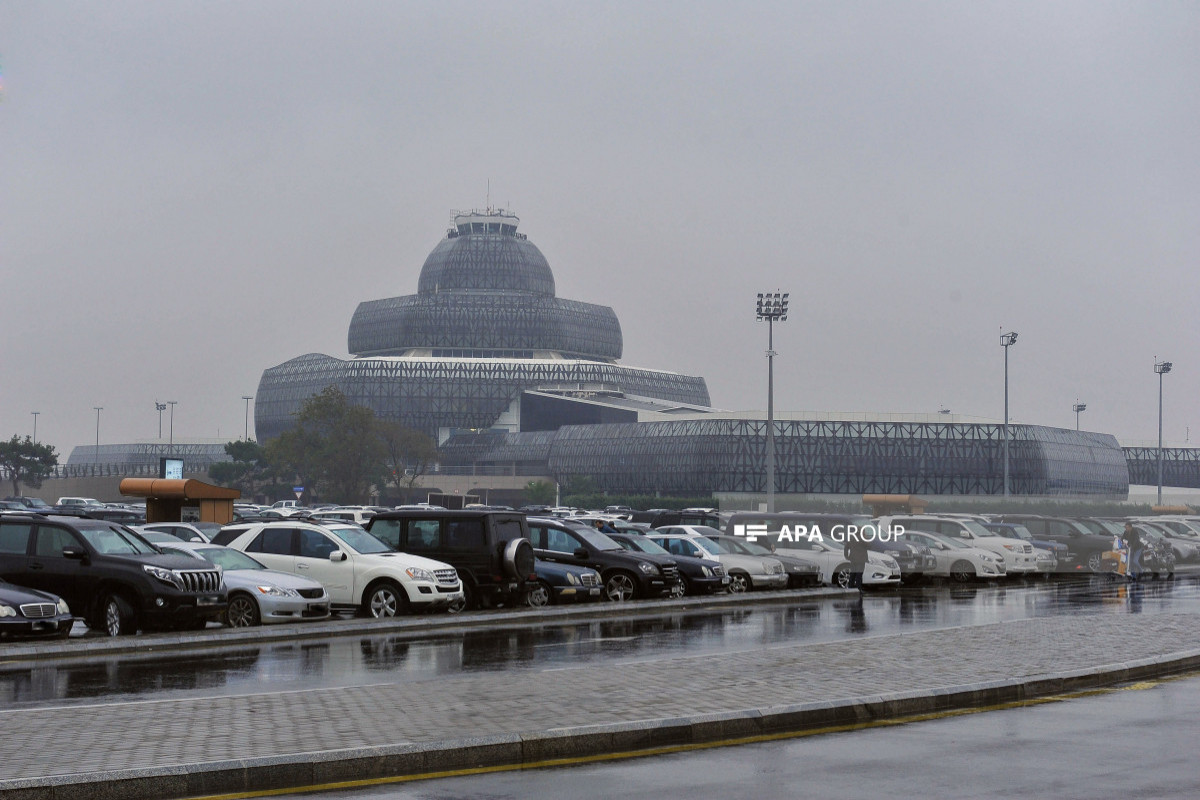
445 419 1130 497
1124 447 1200 489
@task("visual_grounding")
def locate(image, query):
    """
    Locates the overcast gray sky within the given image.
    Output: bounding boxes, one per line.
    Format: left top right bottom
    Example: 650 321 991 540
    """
2 1 1197 460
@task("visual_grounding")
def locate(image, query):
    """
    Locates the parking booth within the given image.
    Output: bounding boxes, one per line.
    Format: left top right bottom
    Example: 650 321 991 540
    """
118 478 241 524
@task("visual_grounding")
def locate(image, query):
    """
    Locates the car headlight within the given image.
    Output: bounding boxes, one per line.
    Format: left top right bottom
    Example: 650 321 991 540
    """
885 549 900 557
56 598 70 614
882 557 898 569
638 562 657 575
567 571 580 585
143 564 184 590
0 605 16 618
405 567 436 582
256 585 299 597
979 554 995 562
701 566 712 577
1002 543 1017 551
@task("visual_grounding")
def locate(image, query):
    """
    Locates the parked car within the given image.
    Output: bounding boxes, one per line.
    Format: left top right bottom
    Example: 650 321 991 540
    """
56 497 104 508
0 578 74 639
995 515 1110 572
606 532 730 595
525 559 603 606
213 521 463 616
981 522 1064 574
310 509 377 526
367 509 537 610
648 528 788 593
899 530 1007 582
525 517 678 601
880 515 1040 575
153 541 331 626
5 497 54 512
137 522 220 542
0 514 226 636
1131 519 1200 562
705 534 822 588
727 533 901 588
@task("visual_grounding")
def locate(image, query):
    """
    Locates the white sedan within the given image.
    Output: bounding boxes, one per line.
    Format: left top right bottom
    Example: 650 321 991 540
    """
900 531 1006 582
768 538 901 587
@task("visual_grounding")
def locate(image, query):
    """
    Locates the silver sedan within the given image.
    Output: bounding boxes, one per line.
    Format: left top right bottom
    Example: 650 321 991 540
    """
155 542 331 627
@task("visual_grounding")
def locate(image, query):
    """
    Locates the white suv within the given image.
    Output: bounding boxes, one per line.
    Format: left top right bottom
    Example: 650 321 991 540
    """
212 521 463 616
877 515 1035 574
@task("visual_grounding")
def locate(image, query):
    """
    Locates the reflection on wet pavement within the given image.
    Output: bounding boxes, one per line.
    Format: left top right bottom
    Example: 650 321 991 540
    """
3 575 1197 708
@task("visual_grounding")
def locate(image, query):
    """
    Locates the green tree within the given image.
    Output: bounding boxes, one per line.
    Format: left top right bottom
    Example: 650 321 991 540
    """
209 440 277 500
0 435 58 496
524 480 557 506
377 421 438 489
263 387 387 504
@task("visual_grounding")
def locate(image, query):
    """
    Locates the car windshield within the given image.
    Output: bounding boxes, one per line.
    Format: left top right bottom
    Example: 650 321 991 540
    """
930 534 970 550
78 524 159 555
326 526 390 554
194 547 266 571
685 536 724 555
625 536 669 555
962 521 994 538
575 528 622 551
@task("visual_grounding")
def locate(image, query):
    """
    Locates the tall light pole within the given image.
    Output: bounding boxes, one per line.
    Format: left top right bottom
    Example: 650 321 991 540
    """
31 411 39 444
757 291 789 513
1154 359 1172 505
93 407 103 464
1000 330 1018 497
1073 401 1086 431
167 401 178 453
156 401 166 439
242 395 253 441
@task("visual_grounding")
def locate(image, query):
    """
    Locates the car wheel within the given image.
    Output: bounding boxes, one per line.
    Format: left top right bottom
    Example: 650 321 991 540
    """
728 571 750 594
225 593 261 627
526 580 552 608
832 564 852 589
950 560 975 584
1087 552 1103 573
362 581 407 618
603 571 638 602
100 593 136 637
676 574 692 597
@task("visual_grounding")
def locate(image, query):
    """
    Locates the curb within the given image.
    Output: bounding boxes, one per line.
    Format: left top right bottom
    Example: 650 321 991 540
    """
5 646 1200 800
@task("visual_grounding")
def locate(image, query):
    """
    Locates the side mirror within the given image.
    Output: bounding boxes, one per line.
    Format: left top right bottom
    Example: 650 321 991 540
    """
330 550 348 562
693 549 705 558
62 546 87 561
573 547 589 560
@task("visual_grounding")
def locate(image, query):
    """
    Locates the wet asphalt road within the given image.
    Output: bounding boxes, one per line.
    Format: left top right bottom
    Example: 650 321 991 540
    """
290 672 1200 800
3 575 1198 708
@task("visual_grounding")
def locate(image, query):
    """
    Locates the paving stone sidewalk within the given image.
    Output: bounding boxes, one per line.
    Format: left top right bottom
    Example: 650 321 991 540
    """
3 609 1199 791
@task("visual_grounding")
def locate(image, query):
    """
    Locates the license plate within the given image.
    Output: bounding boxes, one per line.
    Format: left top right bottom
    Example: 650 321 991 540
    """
308 604 329 612
32 620 54 631
588 588 600 596
721 576 731 584
196 595 221 606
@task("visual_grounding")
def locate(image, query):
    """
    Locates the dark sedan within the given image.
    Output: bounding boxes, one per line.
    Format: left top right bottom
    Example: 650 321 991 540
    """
526 559 603 606
607 533 730 596
0 579 74 640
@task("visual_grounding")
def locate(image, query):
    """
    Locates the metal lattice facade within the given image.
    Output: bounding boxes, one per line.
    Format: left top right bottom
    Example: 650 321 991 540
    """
445 419 1128 497
256 209 708 442
66 442 232 469
1123 447 1200 489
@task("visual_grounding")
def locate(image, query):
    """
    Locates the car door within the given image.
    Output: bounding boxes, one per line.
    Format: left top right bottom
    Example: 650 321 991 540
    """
241 527 298 574
0 520 35 588
529 524 588 567
27 524 94 611
295 528 355 604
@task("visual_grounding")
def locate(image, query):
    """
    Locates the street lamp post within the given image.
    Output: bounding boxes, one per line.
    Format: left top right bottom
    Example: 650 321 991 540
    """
93 407 103 464
31 411 39 444
156 402 166 439
167 401 178 453
242 395 253 441
1154 359 1172 505
1073 401 1086 431
1000 330 1018 498
756 292 789 513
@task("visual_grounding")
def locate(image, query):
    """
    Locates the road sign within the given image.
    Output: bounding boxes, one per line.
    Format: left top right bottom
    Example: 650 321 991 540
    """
293 486 304 499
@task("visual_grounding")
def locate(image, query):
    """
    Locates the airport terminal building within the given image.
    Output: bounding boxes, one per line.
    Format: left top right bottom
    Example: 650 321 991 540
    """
250 210 1165 498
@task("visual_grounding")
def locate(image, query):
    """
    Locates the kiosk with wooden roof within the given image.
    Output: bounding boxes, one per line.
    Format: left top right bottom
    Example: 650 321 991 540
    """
119 478 241 524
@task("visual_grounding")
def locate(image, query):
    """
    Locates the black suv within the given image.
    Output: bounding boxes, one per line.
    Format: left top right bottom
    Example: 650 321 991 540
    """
526 517 678 601
367 509 536 610
996 515 1110 572
0 514 226 636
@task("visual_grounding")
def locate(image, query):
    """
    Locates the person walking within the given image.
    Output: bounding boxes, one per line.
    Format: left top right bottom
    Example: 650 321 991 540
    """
844 535 870 590
1123 522 1142 581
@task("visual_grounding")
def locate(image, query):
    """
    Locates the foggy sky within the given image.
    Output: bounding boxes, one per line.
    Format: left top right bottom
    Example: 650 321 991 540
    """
2 1 1197 460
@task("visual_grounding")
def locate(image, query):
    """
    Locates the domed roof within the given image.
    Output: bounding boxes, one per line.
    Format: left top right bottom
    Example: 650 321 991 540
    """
417 211 555 297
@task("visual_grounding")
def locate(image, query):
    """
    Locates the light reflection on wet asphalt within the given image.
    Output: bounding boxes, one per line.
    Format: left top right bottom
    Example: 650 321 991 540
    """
3 575 1197 708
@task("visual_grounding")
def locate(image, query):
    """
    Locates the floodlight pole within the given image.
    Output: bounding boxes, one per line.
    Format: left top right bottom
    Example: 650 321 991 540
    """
757 292 789 513
242 395 253 441
1000 330 1018 498
93 407 103 464
156 401 166 439
31 411 39 444
1155 359 1172 505
1073 401 1086 431
168 401 178 454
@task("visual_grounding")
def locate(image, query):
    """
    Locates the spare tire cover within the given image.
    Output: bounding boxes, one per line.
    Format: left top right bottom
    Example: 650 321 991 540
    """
503 538 535 580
